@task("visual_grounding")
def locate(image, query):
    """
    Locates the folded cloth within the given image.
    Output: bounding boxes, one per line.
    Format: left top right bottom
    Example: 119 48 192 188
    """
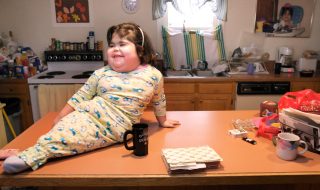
0 149 20 160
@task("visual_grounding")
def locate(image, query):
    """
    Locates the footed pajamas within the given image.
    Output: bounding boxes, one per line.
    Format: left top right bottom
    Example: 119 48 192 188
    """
18 65 166 170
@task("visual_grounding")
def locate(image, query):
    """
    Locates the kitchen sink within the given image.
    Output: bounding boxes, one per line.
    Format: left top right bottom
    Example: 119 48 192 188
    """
165 70 230 78
193 70 214 77
165 70 193 77
192 70 230 77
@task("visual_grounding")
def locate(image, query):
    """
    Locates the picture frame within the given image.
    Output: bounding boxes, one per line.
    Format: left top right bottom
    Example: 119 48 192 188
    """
255 0 315 38
51 0 94 27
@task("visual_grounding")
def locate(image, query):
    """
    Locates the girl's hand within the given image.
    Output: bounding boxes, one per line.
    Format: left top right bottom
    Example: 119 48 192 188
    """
53 115 62 126
0 149 20 159
160 119 180 128
53 103 75 126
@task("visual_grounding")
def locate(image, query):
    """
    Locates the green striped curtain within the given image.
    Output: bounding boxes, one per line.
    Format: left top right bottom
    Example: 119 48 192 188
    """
214 24 226 60
161 26 174 69
162 25 226 70
183 31 208 68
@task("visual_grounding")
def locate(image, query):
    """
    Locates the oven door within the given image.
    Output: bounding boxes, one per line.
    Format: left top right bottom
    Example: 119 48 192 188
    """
235 82 290 110
235 94 283 110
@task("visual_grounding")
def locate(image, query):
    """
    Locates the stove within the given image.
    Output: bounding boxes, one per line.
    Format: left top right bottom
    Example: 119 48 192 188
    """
28 51 104 84
28 51 105 122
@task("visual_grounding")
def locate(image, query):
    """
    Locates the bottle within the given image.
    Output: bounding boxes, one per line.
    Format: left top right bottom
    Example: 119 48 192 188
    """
88 31 95 50
8 59 15 77
20 51 29 66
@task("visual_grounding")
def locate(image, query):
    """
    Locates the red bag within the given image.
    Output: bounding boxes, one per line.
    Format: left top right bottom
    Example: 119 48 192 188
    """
278 89 320 114
256 113 281 140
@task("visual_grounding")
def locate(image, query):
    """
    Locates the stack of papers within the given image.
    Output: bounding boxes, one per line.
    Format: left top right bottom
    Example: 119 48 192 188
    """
162 146 223 174
283 108 320 125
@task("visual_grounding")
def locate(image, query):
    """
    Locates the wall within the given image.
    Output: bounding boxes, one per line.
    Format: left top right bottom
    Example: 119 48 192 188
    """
0 0 158 59
0 0 319 61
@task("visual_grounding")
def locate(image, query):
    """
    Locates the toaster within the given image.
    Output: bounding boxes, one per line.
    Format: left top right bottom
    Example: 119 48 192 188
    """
296 58 317 72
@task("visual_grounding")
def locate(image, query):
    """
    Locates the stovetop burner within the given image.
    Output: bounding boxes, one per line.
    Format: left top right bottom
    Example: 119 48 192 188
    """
82 71 94 75
72 74 91 79
38 75 54 79
47 71 66 75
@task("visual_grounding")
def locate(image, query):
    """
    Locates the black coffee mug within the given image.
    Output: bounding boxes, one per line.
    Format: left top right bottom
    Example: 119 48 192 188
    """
274 62 282 74
123 123 148 156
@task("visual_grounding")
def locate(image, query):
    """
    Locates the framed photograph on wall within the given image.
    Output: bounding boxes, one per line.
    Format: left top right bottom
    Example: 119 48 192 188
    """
255 0 315 38
51 0 94 27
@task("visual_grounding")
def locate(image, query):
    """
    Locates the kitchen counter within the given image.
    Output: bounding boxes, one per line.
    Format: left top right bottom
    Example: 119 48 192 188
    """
164 71 320 82
0 111 320 189
164 61 320 83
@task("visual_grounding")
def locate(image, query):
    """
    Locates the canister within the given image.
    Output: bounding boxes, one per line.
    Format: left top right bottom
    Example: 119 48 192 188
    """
15 65 24 78
260 100 278 117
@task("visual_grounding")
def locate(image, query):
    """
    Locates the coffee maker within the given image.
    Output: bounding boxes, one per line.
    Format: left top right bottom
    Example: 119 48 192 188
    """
276 47 294 73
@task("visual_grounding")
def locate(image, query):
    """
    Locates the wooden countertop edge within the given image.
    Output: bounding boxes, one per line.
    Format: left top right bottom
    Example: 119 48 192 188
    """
1 172 320 187
0 79 28 84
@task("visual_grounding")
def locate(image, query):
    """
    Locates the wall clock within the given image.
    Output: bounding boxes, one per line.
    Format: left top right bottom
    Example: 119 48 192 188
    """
122 0 139 14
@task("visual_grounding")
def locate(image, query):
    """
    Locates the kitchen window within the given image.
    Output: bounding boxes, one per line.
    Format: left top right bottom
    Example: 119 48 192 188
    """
167 0 219 30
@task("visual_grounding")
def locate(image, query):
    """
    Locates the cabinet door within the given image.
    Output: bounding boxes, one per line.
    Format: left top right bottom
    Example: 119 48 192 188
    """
291 82 317 92
166 94 195 111
197 94 233 110
0 82 33 131
164 83 195 94
315 84 320 93
197 83 234 110
164 83 196 111
198 83 234 94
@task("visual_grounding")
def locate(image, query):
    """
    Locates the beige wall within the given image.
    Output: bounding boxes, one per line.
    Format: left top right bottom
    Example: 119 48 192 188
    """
0 0 319 61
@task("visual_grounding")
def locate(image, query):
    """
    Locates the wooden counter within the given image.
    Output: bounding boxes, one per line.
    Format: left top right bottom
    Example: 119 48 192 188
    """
0 111 320 189
164 71 320 82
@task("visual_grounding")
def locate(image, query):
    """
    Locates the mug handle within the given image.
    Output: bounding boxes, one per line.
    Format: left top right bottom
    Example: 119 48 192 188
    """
298 140 308 155
272 136 278 146
123 130 135 150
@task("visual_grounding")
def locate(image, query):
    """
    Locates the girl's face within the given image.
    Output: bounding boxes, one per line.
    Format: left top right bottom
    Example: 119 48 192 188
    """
107 33 141 72
282 10 292 22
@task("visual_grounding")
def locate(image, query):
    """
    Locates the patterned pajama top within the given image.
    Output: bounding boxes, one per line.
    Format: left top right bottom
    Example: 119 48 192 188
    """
18 64 166 170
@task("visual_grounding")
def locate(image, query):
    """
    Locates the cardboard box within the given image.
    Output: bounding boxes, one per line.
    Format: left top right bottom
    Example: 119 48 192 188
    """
279 112 320 154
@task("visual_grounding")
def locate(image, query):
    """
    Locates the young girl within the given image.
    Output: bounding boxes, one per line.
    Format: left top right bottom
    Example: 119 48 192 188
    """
3 23 180 174
275 4 295 32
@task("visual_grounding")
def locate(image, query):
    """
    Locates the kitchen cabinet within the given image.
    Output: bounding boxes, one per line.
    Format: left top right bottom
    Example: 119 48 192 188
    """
164 82 235 111
291 82 320 92
0 79 33 131
197 83 234 110
164 83 196 111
